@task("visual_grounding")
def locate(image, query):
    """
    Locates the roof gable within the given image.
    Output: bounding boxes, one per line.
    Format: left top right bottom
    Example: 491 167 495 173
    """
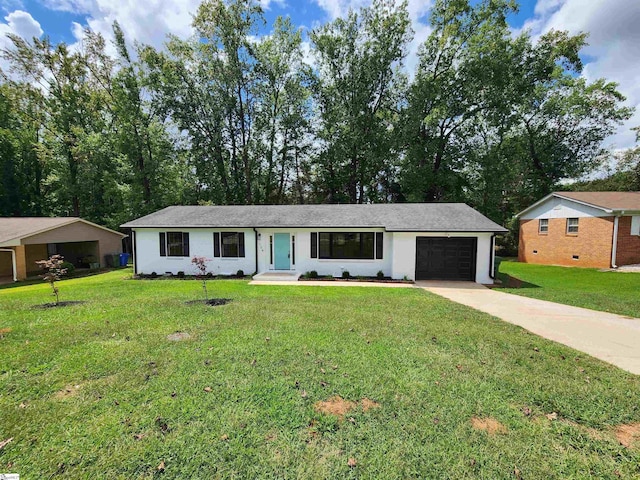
121 204 508 233
0 217 126 246
517 191 640 218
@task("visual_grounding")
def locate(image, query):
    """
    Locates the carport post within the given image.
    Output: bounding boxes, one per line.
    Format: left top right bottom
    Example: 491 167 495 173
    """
0 248 17 282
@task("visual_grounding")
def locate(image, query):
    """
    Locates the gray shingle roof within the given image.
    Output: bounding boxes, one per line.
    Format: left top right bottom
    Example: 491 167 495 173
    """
121 204 507 232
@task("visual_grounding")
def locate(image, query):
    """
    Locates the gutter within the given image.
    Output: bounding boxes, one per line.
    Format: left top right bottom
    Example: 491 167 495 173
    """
0 248 17 282
611 214 621 269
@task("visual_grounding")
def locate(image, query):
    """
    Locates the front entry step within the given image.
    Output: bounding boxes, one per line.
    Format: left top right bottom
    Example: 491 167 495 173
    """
252 271 301 282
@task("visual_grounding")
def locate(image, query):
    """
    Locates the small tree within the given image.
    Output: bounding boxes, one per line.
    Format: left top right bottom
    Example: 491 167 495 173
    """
35 255 67 305
191 256 211 300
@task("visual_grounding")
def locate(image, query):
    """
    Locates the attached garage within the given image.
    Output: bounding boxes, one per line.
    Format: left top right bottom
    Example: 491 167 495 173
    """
415 237 477 281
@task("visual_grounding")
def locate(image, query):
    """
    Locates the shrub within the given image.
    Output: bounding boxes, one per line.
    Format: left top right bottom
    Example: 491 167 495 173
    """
309 270 318 279
341 270 350 279
35 254 67 305
376 270 384 279
206 272 214 278
150 271 158 278
192 256 211 300
236 269 244 277
177 271 185 278
61 261 76 276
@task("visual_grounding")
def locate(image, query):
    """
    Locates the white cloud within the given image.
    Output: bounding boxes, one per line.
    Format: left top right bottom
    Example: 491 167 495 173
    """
524 0 640 150
0 10 42 76
257 0 287 9
45 0 200 50
0 9 42 39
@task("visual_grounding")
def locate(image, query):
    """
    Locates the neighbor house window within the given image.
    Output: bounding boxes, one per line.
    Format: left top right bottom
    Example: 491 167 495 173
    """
538 219 548 234
318 232 375 259
631 216 640 236
566 218 579 234
213 232 245 258
159 232 189 257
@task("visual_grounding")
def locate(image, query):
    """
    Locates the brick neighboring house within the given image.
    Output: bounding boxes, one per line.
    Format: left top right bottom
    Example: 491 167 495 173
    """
516 192 640 268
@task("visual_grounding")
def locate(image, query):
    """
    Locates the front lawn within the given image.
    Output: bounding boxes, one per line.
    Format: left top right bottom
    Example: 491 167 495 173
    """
1 270 639 478
498 260 640 318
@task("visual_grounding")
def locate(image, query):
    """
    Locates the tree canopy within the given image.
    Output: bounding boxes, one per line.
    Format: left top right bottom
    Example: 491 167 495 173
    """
0 0 634 233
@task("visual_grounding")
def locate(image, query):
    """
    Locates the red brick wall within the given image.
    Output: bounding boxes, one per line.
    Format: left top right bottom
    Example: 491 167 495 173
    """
616 216 640 266
518 217 614 268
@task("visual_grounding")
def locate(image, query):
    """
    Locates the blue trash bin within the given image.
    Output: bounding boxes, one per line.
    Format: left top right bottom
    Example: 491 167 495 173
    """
119 253 130 266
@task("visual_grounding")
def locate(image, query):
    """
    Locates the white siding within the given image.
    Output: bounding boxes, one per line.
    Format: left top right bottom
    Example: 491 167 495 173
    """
390 232 494 284
520 196 609 219
133 228 256 276
256 228 392 278
133 227 495 283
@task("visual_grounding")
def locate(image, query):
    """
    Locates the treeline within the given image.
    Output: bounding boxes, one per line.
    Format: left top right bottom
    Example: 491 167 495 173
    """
0 0 634 231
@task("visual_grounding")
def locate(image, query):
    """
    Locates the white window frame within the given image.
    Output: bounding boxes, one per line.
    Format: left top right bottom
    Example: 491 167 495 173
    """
566 218 579 234
538 218 549 234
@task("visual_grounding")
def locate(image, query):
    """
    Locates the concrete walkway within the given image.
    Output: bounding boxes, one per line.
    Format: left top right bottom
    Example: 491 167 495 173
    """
417 281 640 375
249 280 413 287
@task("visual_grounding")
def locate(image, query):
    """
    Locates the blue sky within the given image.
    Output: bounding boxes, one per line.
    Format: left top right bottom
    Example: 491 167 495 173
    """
0 0 638 151
1 0 539 45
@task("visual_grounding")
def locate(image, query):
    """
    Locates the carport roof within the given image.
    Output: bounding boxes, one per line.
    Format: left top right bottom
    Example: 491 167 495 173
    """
121 203 508 232
0 217 126 246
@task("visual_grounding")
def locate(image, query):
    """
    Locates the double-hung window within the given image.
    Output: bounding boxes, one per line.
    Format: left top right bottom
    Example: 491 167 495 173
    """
213 232 245 258
566 218 579 234
538 219 548 234
159 232 189 257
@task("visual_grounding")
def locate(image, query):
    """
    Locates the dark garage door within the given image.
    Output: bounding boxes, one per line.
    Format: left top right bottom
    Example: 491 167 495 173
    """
415 237 477 281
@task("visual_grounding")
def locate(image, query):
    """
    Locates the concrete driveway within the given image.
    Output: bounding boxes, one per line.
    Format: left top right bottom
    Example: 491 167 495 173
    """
417 281 640 375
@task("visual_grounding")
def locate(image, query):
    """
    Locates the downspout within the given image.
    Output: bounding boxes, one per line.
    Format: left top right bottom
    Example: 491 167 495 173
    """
611 214 621 269
488 234 496 280
253 228 259 276
132 230 137 275
0 248 18 282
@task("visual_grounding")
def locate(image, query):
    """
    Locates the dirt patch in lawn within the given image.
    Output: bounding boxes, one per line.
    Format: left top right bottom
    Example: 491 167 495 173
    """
314 396 381 418
53 375 117 400
32 301 86 309
184 298 231 307
471 416 507 435
167 332 192 341
54 384 82 399
615 423 640 448
360 398 381 412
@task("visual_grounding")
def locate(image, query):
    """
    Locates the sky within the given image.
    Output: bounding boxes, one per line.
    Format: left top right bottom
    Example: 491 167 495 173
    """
0 0 638 151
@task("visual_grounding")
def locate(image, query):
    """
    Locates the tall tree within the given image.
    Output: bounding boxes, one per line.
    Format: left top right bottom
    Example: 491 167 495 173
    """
310 0 411 203
253 16 312 203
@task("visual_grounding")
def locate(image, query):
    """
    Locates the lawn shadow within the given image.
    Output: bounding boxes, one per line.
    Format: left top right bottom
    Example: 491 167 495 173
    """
496 272 540 289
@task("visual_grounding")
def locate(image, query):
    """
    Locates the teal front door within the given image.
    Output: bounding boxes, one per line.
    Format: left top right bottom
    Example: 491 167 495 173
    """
274 233 290 270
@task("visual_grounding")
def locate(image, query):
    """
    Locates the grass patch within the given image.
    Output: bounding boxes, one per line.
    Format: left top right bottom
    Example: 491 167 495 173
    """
497 260 640 318
1 269 639 478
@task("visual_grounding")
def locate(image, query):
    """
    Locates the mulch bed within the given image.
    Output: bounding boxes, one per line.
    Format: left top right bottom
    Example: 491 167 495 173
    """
299 277 413 284
184 298 232 307
32 301 86 309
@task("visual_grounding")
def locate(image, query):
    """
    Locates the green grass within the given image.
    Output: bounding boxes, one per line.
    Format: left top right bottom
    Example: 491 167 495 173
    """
1 270 639 478
498 260 640 318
